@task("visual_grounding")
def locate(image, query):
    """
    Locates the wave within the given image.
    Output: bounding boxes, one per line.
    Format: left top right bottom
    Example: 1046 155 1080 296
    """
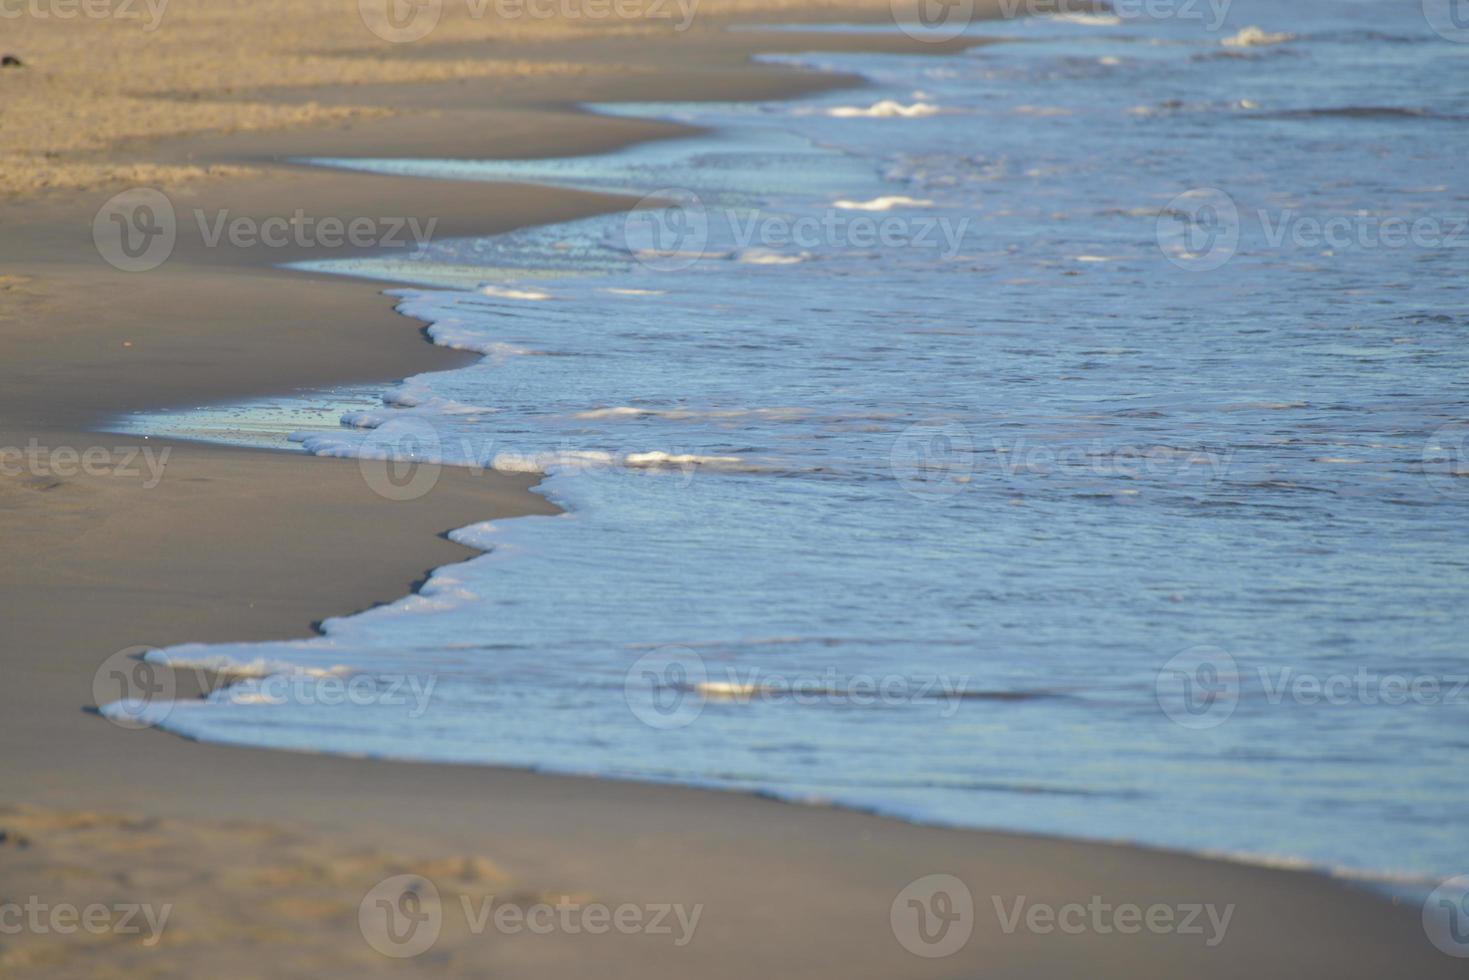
826 100 939 119
480 284 552 300
733 247 808 265
484 448 771 476
574 406 807 421
832 195 932 211
1221 26 1294 48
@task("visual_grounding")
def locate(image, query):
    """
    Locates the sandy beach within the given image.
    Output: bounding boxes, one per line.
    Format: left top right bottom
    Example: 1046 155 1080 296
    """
1 1 1461 975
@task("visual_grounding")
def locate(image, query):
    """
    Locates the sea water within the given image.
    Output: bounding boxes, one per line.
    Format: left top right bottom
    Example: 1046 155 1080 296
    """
110 0 1469 883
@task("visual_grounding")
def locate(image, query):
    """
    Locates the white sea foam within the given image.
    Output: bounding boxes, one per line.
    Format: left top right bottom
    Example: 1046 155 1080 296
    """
734 248 808 265
623 451 744 468
575 406 806 422
480 284 552 300
1221 26 1293 47
832 195 933 211
491 449 618 474
576 406 652 420
146 649 353 680
1047 12 1121 26
425 321 537 359
694 680 775 698
827 100 939 119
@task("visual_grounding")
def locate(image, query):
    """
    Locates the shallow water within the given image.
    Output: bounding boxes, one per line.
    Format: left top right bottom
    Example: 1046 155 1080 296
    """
112 0 1469 882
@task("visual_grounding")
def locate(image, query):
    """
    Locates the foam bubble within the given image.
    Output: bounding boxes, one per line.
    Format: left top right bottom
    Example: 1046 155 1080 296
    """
832 195 933 211
827 101 939 119
734 248 808 265
480 284 552 300
1221 26 1294 47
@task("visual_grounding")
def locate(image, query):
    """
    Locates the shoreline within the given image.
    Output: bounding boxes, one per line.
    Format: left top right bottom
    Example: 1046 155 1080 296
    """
1 5 1459 975
106 142 1449 898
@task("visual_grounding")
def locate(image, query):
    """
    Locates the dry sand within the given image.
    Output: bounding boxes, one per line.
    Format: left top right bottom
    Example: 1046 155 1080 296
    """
0 1 1459 976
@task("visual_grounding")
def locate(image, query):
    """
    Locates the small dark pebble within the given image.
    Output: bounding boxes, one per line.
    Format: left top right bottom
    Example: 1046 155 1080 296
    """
1 55 23 67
